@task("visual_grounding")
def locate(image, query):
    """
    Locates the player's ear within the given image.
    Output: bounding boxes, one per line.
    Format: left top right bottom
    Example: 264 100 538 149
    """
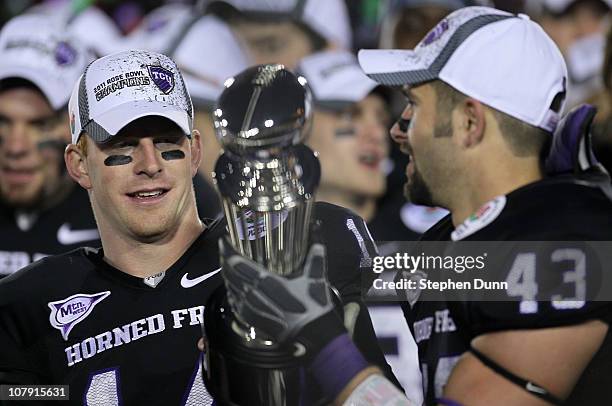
190 129 202 177
457 98 485 148
65 139 92 190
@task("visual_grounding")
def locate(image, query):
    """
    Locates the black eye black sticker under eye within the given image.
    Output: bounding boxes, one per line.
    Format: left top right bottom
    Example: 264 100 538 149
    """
104 155 133 166
397 118 411 132
161 150 185 161
335 128 356 137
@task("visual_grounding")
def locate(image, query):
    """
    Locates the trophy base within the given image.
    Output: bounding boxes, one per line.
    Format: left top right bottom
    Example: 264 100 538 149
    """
202 286 329 406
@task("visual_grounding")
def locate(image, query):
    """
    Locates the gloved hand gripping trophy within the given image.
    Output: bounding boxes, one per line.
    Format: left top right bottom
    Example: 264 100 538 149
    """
203 65 347 405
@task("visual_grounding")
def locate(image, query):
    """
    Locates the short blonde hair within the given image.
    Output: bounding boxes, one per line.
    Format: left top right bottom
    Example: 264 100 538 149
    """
76 133 88 156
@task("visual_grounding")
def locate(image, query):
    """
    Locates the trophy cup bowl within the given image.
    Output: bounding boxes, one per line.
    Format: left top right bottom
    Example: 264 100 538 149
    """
214 144 319 276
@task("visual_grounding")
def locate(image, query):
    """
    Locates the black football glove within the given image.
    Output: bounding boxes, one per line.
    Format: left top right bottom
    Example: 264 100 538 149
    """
545 104 603 175
220 237 346 356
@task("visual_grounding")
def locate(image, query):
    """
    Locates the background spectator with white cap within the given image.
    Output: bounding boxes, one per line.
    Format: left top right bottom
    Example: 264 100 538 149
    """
296 50 390 223
0 13 99 278
120 1 196 54
203 0 352 69
24 0 126 57
171 12 250 184
526 0 612 107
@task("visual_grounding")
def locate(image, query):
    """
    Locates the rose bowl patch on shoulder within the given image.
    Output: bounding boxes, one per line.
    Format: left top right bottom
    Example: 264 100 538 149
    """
451 196 506 241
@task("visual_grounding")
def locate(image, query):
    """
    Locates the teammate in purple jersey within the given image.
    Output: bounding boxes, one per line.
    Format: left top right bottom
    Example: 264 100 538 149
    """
218 6 612 406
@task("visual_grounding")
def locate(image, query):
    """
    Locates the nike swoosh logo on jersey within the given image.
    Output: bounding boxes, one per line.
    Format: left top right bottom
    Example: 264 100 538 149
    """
525 381 547 395
57 223 100 245
181 268 222 288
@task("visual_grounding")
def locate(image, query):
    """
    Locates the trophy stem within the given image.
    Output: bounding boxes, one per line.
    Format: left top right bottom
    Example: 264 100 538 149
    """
255 211 266 265
224 200 240 254
264 212 274 272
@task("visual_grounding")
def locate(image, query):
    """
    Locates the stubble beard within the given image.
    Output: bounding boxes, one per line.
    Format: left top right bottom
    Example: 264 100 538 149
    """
403 117 452 207
404 167 435 207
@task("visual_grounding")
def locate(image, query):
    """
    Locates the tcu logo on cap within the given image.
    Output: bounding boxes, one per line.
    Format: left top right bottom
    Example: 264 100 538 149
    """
148 65 175 94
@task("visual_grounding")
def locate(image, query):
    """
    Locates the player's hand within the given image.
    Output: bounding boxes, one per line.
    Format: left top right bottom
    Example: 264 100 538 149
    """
220 237 346 355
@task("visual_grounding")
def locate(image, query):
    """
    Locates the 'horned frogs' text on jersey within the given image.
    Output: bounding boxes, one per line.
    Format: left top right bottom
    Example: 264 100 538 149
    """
403 177 612 405
0 202 395 405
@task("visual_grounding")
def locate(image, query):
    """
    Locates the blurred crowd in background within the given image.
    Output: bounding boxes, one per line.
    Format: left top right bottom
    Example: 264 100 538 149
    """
0 0 551 50
2 0 610 193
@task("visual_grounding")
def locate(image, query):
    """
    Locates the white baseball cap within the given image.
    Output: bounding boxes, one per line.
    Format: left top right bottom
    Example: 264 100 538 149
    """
0 14 93 111
26 0 125 57
359 6 568 133
124 3 194 54
204 0 352 49
173 15 250 108
66 7 126 56
297 50 379 110
68 50 193 144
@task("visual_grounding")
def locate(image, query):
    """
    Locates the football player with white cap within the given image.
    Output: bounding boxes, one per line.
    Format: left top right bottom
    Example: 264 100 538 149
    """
0 49 218 405
0 14 98 278
220 6 612 405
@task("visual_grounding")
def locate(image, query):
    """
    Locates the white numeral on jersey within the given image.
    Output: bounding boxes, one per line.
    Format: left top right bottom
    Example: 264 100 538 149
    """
85 369 120 406
85 361 213 406
505 250 588 313
551 248 586 310
185 356 214 405
505 253 538 314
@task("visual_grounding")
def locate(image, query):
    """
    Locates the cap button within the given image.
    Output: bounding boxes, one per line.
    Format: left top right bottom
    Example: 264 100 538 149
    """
517 13 531 20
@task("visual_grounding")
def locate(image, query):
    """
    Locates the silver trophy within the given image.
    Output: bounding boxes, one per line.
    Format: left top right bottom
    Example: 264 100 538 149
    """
213 64 320 276
203 65 326 405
